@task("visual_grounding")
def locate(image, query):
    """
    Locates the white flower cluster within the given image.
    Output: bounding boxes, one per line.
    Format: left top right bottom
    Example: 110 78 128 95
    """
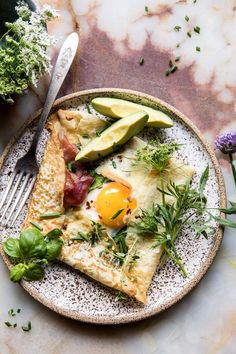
0 1 59 103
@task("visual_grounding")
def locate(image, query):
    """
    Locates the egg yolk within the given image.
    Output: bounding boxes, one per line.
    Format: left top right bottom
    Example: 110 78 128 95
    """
96 182 137 228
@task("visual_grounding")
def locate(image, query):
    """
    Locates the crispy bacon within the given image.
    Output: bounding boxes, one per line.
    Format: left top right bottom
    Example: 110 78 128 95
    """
64 170 93 207
58 131 78 163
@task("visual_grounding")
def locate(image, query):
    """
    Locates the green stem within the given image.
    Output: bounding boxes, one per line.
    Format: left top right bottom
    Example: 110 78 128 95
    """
229 153 236 187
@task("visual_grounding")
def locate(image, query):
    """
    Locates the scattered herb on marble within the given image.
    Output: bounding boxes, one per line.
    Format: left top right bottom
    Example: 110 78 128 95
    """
165 61 178 76
8 309 16 316
174 26 181 32
194 26 200 34
0 1 58 103
21 321 32 332
187 31 192 38
185 15 190 22
3 228 63 282
139 57 145 66
145 6 149 13
112 160 117 169
196 46 201 52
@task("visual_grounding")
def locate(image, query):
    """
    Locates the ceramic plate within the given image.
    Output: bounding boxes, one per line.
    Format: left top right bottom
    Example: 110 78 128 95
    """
0 89 226 324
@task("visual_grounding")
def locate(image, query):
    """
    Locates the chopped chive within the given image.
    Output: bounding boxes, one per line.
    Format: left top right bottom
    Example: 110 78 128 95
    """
82 134 90 139
185 15 189 22
193 0 197 3
40 212 62 219
96 127 107 137
85 103 91 114
71 232 88 241
145 5 148 12
187 31 192 37
111 208 125 220
30 221 43 231
21 321 31 332
194 26 200 34
175 56 181 62
13 323 17 328
174 25 181 32
17 309 21 313
4 321 12 327
112 160 117 169
165 64 178 76
196 46 201 52
176 43 180 48
139 57 144 66
8 309 16 317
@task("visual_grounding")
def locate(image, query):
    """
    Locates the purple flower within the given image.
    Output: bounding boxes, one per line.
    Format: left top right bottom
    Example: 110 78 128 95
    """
215 132 236 154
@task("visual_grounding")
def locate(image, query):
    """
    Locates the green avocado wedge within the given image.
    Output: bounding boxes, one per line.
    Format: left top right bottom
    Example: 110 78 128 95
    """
76 111 148 162
91 97 173 128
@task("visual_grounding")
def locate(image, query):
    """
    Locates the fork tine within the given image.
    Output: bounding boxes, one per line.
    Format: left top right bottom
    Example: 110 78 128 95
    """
0 171 23 223
3 174 31 227
10 176 36 227
0 170 18 210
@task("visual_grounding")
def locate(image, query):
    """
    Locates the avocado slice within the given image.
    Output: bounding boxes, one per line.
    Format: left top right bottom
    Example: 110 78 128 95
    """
76 111 148 162
91 97 173 128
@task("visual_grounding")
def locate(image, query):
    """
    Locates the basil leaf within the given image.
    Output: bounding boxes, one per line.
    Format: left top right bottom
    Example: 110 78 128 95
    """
3 238 21 258
45 228 63 239
10 263 27 282
199 165 209 196
45 239 63 261
19 228 46 259
89 173 109 192
24 263 45 281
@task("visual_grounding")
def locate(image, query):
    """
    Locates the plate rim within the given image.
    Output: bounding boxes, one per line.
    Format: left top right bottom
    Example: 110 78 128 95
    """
0 88 226 325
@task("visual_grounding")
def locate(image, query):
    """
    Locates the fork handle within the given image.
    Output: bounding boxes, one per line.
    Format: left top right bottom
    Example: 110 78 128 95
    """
29 32 79 154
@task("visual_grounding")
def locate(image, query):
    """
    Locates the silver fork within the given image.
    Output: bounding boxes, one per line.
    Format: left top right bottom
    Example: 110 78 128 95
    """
0 32 79 227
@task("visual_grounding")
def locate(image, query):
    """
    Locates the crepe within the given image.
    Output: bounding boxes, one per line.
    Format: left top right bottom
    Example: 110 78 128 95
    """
23 109 195 303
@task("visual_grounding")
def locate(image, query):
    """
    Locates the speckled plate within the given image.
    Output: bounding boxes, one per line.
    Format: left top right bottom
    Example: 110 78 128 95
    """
0 89 226 324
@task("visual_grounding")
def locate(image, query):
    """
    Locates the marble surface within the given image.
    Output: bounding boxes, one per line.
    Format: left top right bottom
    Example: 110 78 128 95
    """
1 1 236 353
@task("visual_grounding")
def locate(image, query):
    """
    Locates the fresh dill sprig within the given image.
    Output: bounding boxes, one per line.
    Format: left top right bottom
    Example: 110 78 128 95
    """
131 167 211 277
134 140 180 173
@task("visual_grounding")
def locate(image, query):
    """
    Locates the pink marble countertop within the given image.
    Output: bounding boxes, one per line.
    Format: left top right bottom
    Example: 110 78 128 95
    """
1 1 236 353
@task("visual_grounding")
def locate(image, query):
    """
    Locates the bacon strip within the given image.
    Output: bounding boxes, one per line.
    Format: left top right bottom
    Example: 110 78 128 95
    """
64 171 93 207
58 131 78 163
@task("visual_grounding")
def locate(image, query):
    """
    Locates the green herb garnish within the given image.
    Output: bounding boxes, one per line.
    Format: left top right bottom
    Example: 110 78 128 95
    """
89 221 105 246
131 167 214 277
21 321 31 332
8 309 16 317
139 57 145 66
17 309 21 314
3 228 63 283
187 31 192 37
175 56 181 62
196 46 201 52
134 140 179 173
145 6 149 12
113 228 128 254
174 26 181 32
0 3 58 104
4 321 12 327
165 63 178 76
71 232 89 241
89 173 109 192
30 221 43 231
39 212 62 219
113 252 126 266
185 15 189 21
67 162 76 173
194 26 200 34
85 103 91 114
112 160 117 169
111 208 125 220
115 291 126 301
